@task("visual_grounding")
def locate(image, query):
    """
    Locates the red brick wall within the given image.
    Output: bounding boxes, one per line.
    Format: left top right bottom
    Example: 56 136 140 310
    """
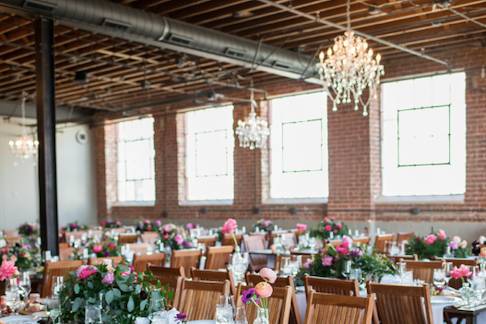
93 47 486 226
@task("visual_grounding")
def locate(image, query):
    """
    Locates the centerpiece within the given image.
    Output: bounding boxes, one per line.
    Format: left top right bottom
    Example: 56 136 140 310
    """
62 222 88 233
100 219 123 229
136 219 162 233
158 224 192 250
253 219 275 233
241 268 276 324
310 217 348 240
17 223 38 238
59 264 166 323
406 229 469 260
88 239 121 258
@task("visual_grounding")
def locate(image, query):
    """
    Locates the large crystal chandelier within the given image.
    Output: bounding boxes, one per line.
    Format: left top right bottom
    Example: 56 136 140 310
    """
317 0 384 116
8 92 39 159
235 85 270 150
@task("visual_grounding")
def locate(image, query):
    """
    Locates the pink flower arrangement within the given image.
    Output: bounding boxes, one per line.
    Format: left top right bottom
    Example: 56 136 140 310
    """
335 236 353 255
437 229 447 241
450 265 472 280
174 234 184 246
259 268 277 284
322 256 333 267
296 224 308 233
102 272 114 285
0 259 17 281
222 218 238 234
92 245 103 254
76 265 98 280
324 225 332 232
254 281 273 298
424 234 437 245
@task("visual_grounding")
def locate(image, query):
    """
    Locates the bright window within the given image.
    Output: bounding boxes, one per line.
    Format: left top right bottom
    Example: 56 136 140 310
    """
269 91 328 199
116 117 155 202
381 72 466 197
184 105 234 202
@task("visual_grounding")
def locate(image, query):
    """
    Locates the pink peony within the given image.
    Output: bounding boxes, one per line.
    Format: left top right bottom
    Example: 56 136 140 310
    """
163 224 174 233
322 256 333 267
296 224 307 233
450 265 472 280
324 225 332 232
255 282 273 298
336 245 350 255
336 223 343 230
424 234 437 245
76 265 98 280
303 259 312 269
102 272 114 285
174 234 184 245
437 230 447 240
92 245 103 254
259 268 277 284
341 236 353 247
0 260 17 281
222 218 238 234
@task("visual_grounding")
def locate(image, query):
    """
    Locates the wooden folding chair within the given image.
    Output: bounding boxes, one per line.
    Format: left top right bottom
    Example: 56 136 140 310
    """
133 253 165 273
148 265 184 307
88 256 124 267
243 286 292 324
304 290 374 324
117 233 138 244
178 279 230 321
367 282 433 324
127 243 151 256
141 232 160 244
375 234 395 253
205 245 234 270
444 258 477 267
246 273 302 324
222 233 243 248
396 232 414 244
197 236 218 248
41 260 83 297
404 260 443 284
304 276 360 297
170 249 202 271
59 245 73 261
244 234 268 271
353 236 370 246
191 268 236 296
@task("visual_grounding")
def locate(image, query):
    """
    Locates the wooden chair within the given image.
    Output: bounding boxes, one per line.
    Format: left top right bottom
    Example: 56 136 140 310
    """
148 265 184 307
244 234 268 271
304 290 374 324
444 258 477 267
178 279 230 321
133 253 165 273
170 249 202 271
353 236 370 246
404 260 443 284
374 234 395 253
191 268 236 296
243 286 292 324
387 255 416 264
118 233 138 244
246 273 302 324
205 245 234 270
367 282 433 324
88 256 124 267
41 260 83 297
304 276 360 297
396 232 414 244
222 233 243 248
197 236 218 248
59 246 73 261
141 232 159 244
127 243 151 256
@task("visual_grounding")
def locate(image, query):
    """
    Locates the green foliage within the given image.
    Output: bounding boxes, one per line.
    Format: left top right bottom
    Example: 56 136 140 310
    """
310 217 349 240
353 253 397 282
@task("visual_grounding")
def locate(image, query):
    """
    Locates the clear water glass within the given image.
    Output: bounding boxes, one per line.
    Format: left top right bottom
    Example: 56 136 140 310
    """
235 305 248 324
85 304 102 323
433 269 446 290
5 279 22 314
51 276 64 298
216 295 234 324
19 272 31 300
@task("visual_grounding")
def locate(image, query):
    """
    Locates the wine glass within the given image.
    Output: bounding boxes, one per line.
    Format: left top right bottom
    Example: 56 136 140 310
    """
216 295 233 324
342 260 352 279
235 305 248 324
5 279 22 314
19 272 31 300
51 276 64 298
433 269 446 290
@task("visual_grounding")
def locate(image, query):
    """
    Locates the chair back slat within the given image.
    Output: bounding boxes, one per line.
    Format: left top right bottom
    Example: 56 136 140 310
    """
404 260 443 284
191 268 236 296
304 290 374 324
367 282 433 324
304 276 360 297
179 279 230 321
118 234 138 244
244 286 292 324
42 260 83 297
197 236 218 248
353 237 370 246
206 245 234 270
222 233 242 247
375 234 395 253
133 253 165 273
148 265 184 307
170 249 202 271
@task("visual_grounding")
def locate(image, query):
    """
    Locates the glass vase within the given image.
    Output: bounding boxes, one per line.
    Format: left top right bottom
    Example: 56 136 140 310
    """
459 281 475 306
253 308 269 324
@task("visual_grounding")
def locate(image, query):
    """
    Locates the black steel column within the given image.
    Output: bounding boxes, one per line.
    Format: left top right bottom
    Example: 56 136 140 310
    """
35 17 59 256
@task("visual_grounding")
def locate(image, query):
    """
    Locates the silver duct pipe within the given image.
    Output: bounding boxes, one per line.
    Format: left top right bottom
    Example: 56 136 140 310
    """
0 0 321 83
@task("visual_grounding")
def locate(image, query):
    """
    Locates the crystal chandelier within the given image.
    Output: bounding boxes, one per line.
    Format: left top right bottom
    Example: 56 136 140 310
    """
8 92 39 160
317 0 384 116
235 85 270 150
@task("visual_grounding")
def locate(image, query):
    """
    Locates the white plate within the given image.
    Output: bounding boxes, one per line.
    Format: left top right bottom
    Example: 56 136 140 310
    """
0 315 36 324
431 296 458 304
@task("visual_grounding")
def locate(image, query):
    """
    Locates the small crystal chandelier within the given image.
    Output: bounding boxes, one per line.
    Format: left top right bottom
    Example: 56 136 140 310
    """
235 84 270 150
8 92 39 160
317 0 384 116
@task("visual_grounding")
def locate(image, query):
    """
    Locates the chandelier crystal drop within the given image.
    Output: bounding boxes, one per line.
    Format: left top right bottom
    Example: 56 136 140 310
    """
317 0 384 116
235 86 270 150
8 92 39 160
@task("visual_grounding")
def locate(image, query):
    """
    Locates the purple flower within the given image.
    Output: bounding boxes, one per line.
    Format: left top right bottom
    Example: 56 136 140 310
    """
175 312 187 322
350 248 363 258
322 256 333 267
241 288 259 304
174 234 184 245
182 240 192 248
102 272 114 285
185 223 196 230
449 241 459 250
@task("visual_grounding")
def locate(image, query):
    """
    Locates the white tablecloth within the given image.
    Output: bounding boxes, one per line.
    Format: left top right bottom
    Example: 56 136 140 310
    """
295 291 486 324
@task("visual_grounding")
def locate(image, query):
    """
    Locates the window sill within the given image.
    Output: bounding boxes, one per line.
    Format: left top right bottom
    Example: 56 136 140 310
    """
263 197 328 205
375 194 464 204
179 199 234 206
112 201 156 207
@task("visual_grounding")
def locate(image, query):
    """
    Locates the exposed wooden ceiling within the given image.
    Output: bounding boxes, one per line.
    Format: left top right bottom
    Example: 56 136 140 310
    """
0 0 484 116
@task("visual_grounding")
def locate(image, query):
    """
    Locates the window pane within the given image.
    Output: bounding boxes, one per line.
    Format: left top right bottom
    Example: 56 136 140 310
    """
381 72 466 196
269 91 328 199
116 117 155 202
184 106 234 201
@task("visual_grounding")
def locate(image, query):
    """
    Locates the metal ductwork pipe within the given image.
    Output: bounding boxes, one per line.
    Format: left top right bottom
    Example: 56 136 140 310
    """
0 0 321 83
